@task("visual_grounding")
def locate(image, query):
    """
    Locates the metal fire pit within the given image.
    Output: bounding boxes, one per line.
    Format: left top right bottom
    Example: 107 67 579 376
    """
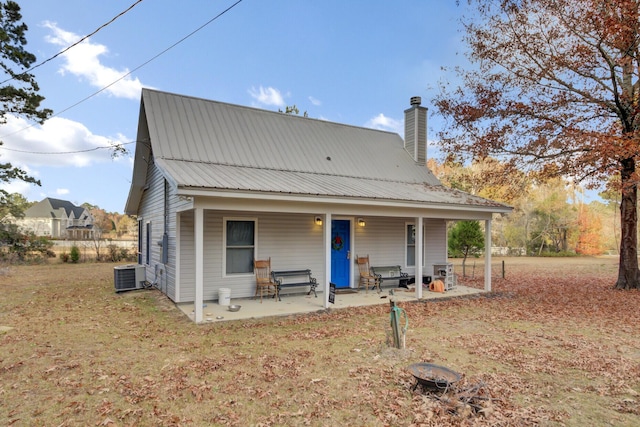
407 363 461 391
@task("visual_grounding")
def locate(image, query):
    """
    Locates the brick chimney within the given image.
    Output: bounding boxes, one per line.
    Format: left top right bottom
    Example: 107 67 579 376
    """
404 96 427 163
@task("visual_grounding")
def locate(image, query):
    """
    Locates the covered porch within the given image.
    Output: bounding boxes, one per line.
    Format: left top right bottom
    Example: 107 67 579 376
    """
180 201 498 323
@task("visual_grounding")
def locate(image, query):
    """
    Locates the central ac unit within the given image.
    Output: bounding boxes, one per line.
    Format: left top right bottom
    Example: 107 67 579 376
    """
114 264 146 292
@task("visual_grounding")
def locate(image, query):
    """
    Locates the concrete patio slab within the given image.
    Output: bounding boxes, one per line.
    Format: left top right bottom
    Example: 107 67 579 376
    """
177 285 485 323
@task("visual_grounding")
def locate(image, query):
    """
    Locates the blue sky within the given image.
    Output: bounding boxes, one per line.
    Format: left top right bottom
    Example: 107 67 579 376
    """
2 0 473 213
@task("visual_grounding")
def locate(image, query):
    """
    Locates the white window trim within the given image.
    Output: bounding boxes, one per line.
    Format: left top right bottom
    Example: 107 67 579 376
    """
222 216 258 277
405 221 425 269
405 222 416 268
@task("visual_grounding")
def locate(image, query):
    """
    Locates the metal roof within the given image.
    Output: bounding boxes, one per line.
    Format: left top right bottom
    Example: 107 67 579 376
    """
126 89 510 214
155 160 502 208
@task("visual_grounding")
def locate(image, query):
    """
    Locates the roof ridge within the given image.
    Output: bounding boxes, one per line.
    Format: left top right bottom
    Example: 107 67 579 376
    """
142 87 399 136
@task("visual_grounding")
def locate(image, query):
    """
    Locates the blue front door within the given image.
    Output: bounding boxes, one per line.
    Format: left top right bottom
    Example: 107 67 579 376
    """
331 219 351 288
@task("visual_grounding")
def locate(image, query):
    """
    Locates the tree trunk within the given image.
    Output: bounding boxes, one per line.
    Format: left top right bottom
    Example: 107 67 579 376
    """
615 158 640 289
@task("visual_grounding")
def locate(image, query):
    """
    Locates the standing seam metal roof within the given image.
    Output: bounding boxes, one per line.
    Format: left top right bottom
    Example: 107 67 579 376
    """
127 89 510 212
142 89 439 183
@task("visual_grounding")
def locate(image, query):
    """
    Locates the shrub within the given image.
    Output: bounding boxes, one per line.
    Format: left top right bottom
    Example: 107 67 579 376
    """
70 245 80 263
122 248 136 262
108 244 126 262
107 244 136 262
0 223 55 263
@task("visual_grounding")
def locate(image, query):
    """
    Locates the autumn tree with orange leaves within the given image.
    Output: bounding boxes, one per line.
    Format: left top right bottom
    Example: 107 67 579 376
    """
436 0 640 289
576 208 605 255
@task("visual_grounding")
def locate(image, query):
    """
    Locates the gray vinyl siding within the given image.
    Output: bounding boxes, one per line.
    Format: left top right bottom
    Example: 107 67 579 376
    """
178 211 195 302
424 218 448 276
353 217 447 280
353 216 410 270
177 211 325 303
353 217 446 282
202 211 223 301
170 204 450 303
416 112 427 164
255 212 324 297
402 105 427 164
162 177 187 300
404 111 416 161
172 211 450 302
137 160 183 301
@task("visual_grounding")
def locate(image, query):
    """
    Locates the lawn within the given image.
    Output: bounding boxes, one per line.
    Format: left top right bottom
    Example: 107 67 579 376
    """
1 257 639 426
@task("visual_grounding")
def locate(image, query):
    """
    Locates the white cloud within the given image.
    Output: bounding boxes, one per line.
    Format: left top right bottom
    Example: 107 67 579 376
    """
248 86 286 107
0 177 34 196
0 163 38 197
308 96 322 106
0 114 131 205
43 21 143 100
365 113 403 134
0 114 129 168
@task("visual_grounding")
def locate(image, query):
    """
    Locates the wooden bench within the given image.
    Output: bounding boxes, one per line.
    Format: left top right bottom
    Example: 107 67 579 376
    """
370 265 413 289
271 269 318 301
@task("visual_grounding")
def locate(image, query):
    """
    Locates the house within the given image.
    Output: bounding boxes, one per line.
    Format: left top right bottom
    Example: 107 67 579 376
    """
125 89 511 323
15 197 94 239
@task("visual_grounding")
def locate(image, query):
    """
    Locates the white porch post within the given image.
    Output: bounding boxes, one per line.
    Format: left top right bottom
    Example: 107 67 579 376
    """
484 218 492 292
175 212 181 300
416 216 424 299
323 213 332 309
194 207 204 323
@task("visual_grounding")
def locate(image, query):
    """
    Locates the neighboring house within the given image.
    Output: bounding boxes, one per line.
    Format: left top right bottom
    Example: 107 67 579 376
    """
15 198 94 239
125 89 512 322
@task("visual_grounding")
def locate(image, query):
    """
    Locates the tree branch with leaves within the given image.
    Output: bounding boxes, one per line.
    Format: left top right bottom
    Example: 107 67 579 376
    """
436 0 640 288
0 1 52 212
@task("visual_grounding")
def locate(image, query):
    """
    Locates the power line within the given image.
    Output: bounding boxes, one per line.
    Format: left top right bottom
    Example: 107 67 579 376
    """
0 0 244 147
0 0 145 86
53 0 244 119
0 140 136 155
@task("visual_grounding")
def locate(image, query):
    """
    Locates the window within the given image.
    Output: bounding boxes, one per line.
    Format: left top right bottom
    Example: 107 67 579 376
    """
225 219 255 274
406 224 415 266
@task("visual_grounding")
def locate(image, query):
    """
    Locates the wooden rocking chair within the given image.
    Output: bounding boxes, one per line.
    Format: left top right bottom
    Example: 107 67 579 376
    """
254 258 278 302
356 255 380 293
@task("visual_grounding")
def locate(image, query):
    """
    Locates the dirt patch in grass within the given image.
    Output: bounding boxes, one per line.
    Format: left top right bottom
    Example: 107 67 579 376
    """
1 257 639 426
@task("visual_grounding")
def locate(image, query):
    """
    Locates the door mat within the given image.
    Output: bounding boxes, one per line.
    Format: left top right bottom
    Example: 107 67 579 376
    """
335 289 359 294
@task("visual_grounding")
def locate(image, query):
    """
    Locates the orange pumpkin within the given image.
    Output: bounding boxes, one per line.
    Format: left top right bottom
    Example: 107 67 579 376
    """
429 280 445 293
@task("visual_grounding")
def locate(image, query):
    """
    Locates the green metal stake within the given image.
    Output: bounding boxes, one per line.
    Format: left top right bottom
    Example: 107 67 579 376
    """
389 297 408 349
390 299 400 348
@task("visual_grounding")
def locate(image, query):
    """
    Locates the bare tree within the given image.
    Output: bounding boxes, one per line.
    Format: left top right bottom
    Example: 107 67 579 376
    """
89 207 112 260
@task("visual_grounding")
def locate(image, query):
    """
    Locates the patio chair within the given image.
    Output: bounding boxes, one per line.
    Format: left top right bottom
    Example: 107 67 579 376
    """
356 255 380 293
254 258 278 302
